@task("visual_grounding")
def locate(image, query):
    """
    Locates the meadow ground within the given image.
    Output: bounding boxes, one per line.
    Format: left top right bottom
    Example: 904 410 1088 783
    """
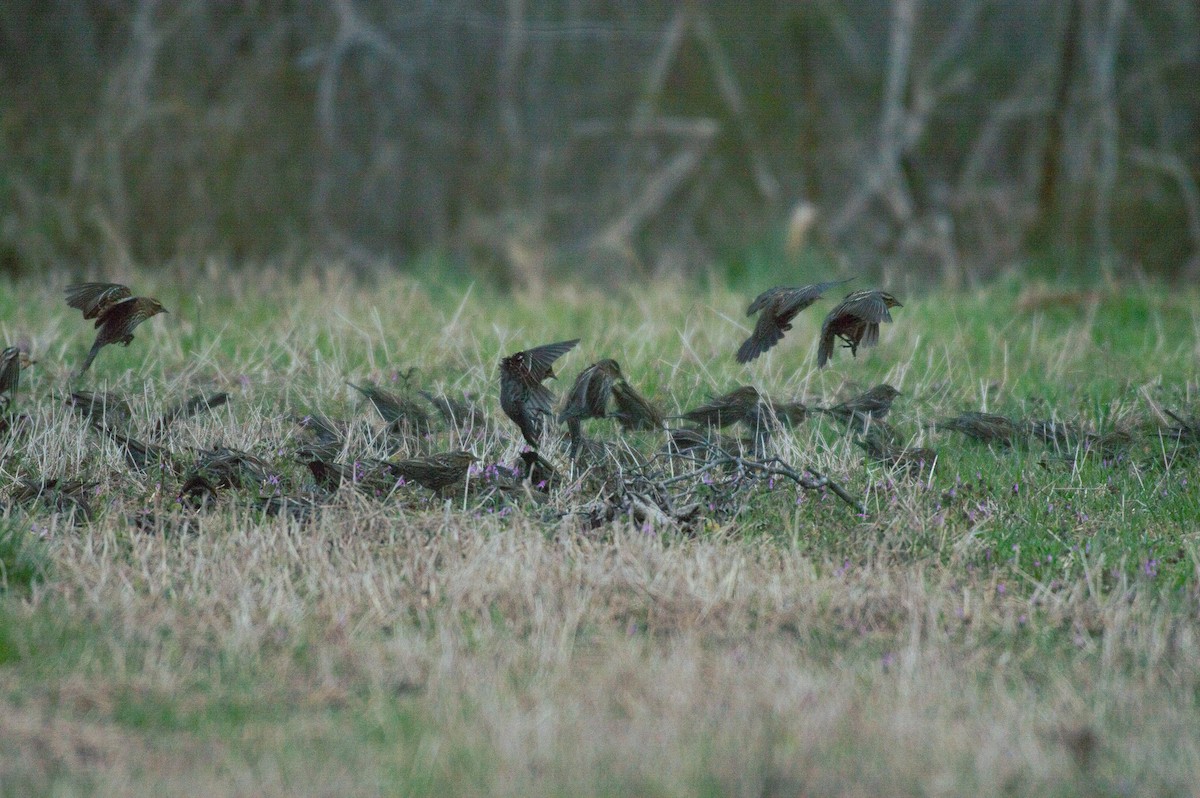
1 265 1199 796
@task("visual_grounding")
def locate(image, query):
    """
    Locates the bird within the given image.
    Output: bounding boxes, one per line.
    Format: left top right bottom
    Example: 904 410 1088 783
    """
855 425 936 477
498 339 579 447
379 450 478 491
560 359 623 442
819 384 901 430
347 381 432 434
0 347 34 408
155 391 230 435
67 390 134 430
937 412 1024 447
817 289 902 367
420 390 484 429
676 385 763 429
736 278 853 363
65 282 168 375
610 379 665 431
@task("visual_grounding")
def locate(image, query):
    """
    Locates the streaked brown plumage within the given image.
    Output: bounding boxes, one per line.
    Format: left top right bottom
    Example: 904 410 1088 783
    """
12 477 98 521
380 450 478 491
677 385 762 429
348 381 432 434
855 426 936 476
180 446 270 507
65 283 168 374
420 390 484 428
937 412 1024 447
0 347 34 406
763 400 808 427
736 278 852 363
1027 418 1083 449
560 359 623 449
819 384 901 430
96 426 174 472
156 391 230 434
499 339 579 447
68 390 134 430
611 379 665 431
817 289 902 367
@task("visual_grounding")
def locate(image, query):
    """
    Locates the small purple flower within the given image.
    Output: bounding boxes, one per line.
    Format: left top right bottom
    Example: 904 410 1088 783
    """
997 583 1006 595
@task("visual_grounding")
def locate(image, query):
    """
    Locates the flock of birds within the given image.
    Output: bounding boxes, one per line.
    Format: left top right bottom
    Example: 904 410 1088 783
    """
2 278 1199 526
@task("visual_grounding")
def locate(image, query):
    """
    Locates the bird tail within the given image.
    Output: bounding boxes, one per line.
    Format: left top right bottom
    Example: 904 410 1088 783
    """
77 341 102 375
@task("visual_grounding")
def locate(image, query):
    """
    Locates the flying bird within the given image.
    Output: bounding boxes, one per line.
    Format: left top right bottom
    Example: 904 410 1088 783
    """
0 347 34 408
65 282 168 375
736 278 853 364
498 338 579 447
817 289 901 367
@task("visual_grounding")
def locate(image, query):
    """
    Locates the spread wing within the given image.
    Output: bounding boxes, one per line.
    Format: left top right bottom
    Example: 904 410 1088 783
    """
524 338 580 382
66 283 131 320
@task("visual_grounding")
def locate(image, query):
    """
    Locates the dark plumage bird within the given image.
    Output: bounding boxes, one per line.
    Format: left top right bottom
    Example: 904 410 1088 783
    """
0 347 34 408
677 385 763 429
98 427 174 472
817 289 902 367
736 278 853 363
65 282 168 375
819 384 901 430
420 390 484 429
156 391 230 434
762 400 809 427
937 412 1024 447
611 379 665 431
560 359 623 445
498 339 579 447
68 390 133 429
1027 418 1083 449
347 381 432 434
855 426 936 476
380 450 478 491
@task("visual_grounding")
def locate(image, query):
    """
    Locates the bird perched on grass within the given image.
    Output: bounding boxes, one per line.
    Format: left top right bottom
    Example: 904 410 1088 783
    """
347 381 432 434
736 278 853 364
819 384 901 431
67 390 134 430
65 282 168 375
677 385 763 429
817 289 901 367
379 450 478 491
0 347 34 409
499 339 579 447
855 425 936 477
155 391 230 435
420 390 484 429
937 411 1025 447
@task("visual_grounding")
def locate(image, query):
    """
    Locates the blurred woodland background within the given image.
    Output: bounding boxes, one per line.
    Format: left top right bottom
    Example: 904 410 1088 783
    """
1 0 1197 286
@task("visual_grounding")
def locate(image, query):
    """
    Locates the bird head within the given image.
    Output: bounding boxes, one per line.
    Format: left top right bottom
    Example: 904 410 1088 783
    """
144 298 169 316
880 292 902 308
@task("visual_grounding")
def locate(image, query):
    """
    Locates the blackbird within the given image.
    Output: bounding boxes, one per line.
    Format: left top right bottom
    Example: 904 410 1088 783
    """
499 339 579 447
817 289 901 367
736 278 852 363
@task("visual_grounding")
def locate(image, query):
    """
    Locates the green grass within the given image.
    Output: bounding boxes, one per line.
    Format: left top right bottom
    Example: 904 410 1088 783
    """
1 264 1199 795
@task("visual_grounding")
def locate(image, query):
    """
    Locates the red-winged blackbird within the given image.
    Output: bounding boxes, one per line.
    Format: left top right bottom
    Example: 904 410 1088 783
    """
819 383 901 430
13 477 98 522
0 347 34 407
179 447 270 507
499 339 579 447
763 400 808 427
380 450 478 491
855 425 936 476
347 381 432 434
560 359 623 447
420 390 484 429
676 385 762 429
94 425 174 472
611 379 665 431
155 391 230 435
937 411 1024 447
65 283 168 374
817 289 902 367
736 278 853 364
1027 418 1082 449
68 390 134 429
664 427 762 459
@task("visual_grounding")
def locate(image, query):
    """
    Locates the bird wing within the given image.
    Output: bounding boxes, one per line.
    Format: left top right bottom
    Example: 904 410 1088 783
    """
0 347 20 395
845 291 893 324
66 283 131 320
524 339 580 382
736 310 787 363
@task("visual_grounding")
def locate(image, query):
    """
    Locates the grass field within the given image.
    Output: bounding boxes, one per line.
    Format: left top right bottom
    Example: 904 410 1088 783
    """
2 266 1199 796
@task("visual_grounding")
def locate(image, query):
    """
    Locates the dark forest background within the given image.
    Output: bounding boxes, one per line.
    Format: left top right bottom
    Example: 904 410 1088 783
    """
1 1 1197 286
